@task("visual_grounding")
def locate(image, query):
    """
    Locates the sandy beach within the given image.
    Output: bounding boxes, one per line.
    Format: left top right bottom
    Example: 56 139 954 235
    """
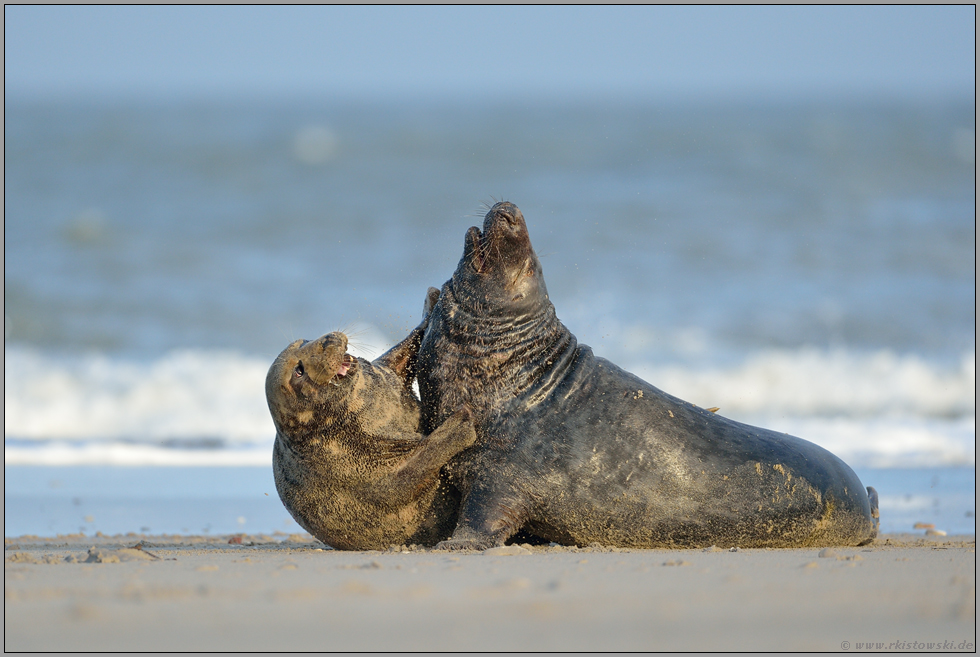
4 532 974 652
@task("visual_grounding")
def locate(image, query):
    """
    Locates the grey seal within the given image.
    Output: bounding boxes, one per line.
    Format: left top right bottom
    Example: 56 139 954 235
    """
418 201 879 550
267 289 476 550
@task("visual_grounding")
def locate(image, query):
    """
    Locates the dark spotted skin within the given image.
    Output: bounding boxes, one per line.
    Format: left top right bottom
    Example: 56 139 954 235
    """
418 201 879 550
267 289 476 550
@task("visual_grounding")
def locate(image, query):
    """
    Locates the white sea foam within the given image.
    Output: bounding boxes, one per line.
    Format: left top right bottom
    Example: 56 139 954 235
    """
4 337 384 447
730 415 975 468
3 442 272 467
631 348 975 419
630 348 976 467
5 348 276 445
4 345 975 467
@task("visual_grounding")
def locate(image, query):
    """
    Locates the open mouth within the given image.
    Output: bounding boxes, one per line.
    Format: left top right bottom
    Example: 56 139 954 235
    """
335 353 356 379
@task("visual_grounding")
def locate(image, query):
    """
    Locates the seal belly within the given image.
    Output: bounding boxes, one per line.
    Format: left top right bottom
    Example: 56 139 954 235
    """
519 349 876 548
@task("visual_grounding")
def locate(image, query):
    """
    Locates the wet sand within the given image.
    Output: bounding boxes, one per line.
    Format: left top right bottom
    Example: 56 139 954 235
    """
5 532 975 651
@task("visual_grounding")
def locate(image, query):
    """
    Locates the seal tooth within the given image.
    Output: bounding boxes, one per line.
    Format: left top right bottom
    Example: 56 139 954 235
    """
336 354 356 378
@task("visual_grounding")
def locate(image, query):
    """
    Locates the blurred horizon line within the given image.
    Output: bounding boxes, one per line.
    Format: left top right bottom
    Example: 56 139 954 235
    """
4 87 976 109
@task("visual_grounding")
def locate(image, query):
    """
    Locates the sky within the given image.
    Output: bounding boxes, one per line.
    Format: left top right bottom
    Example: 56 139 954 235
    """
4 5 976 103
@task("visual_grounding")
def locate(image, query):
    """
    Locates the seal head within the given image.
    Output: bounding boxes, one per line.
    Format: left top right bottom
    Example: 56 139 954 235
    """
268 294 477 550
454 202 549 316
267 332 363 438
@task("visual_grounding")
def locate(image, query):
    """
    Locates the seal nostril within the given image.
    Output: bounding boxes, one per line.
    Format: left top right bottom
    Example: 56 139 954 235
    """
498 214 521 233
493 209 513 224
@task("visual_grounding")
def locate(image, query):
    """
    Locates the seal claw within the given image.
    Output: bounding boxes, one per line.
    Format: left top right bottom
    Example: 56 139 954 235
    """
434 537 496 552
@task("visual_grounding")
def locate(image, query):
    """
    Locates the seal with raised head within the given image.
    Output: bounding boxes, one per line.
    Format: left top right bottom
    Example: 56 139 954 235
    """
418 201 879 550
267 289 476 550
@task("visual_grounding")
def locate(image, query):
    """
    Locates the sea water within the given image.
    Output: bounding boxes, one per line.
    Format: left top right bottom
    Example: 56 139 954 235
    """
4 98 975 537
2 465 975 537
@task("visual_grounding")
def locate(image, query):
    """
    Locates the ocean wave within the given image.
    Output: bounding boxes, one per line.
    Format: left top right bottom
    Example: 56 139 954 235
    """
733 415 975 468
3 339 385 445
5 347 276 444
4 417 972 468
3 441 272 467
4 344 975 467
632 348 975 419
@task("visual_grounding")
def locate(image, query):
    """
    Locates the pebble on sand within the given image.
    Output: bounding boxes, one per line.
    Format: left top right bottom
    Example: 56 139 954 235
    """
484 545 531 556
82 547 156 563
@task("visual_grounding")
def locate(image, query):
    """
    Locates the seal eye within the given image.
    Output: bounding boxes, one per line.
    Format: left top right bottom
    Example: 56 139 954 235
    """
294 361 305 378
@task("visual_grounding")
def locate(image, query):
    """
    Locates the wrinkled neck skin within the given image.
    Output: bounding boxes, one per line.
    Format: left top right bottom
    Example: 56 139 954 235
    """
450 273 574 376
421 256 577 434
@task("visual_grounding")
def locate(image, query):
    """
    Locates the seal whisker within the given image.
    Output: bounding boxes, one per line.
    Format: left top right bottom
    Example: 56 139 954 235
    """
342 327 371 341
335 319 361 336
346 340 376 356
480 198 499 213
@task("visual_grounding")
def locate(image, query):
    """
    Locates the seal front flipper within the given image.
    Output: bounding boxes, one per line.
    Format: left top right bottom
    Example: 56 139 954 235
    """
374 287 442 384
383 406 477 506
421 286 441 318
435 483 528 551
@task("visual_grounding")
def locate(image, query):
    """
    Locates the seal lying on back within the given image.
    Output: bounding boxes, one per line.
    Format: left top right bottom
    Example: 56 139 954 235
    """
267 290 476 550
418 201 879 550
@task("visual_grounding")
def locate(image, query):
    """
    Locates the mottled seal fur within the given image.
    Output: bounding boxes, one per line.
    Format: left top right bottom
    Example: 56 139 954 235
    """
418 201 879 550
267 290 476 550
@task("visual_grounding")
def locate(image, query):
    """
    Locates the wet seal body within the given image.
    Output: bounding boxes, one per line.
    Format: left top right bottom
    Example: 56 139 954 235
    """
267 290 476 550
418 201 879 550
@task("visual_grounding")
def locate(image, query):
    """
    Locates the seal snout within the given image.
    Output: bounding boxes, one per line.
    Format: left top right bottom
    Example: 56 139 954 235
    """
483 201 525 235
320 331 349 352
475 201 534 275
319 332 356 381
482 203 529 251
294 332 356 386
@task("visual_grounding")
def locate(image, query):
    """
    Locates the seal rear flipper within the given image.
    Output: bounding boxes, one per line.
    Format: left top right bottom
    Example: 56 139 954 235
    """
867 485 880 534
